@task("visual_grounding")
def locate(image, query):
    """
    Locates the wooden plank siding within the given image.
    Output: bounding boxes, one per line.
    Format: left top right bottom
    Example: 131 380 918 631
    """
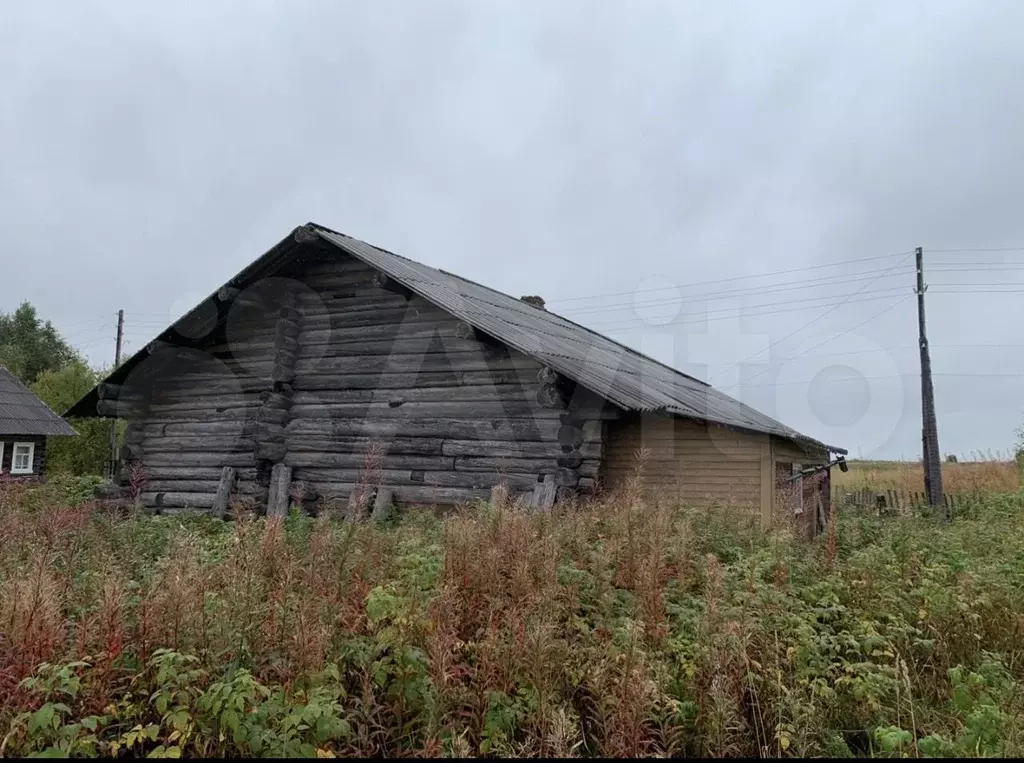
602 412 830 527
602 413 764 509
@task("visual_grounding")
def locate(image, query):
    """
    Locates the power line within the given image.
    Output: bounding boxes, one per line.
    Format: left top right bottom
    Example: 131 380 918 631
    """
926 247 1024 253
558 269 914 317
547 250 913 305
584 291 910 332
731 371 1024 388
705 252 916 385
736 294 915 389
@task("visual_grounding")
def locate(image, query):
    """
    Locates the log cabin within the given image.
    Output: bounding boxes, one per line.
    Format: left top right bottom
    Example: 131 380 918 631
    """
0 366 77 479
67 223 845 531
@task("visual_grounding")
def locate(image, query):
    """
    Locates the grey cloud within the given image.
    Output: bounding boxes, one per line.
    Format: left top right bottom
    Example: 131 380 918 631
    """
2 0 1022 458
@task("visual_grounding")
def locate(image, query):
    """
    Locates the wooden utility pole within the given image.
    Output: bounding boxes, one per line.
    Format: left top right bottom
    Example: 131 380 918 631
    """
108 309 124 479
915 248 945 515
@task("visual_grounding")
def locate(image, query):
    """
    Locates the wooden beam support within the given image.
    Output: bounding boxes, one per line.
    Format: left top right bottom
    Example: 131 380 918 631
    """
532 474 557 512
213 466 237 519
266 464 292 518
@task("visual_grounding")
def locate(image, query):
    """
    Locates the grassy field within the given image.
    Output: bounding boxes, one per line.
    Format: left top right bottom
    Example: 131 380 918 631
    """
2 474 1024 757
833 457 1021 496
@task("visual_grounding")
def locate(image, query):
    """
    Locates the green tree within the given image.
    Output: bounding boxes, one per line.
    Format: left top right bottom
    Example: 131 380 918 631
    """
31 363 119 476
0 302 81 384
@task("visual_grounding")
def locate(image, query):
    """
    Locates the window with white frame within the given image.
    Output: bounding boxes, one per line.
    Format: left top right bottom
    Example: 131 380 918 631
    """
11 442 35 475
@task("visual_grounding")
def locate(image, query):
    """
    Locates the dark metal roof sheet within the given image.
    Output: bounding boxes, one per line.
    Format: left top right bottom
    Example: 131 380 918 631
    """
311 225 845 454
0 366 78 436
65 222 844 454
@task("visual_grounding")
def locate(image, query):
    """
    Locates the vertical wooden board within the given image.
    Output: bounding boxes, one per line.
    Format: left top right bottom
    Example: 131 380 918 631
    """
267 463 292 518
760 435 773 529
533 474 556 511
213 466 237 518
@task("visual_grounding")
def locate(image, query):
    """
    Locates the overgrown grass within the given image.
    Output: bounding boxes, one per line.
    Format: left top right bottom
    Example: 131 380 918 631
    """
833 458 1021 496
2 475 1024 757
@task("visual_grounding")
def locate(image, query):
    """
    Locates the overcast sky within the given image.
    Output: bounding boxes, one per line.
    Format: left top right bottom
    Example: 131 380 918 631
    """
3 0 1023 459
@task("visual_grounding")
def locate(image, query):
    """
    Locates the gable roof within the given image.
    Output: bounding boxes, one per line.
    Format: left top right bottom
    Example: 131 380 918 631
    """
66 223 844 455
0 366 77 437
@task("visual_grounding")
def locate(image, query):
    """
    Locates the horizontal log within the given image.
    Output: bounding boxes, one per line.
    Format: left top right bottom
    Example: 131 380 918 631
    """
296 322 466 345
298 262 377 280
97 383 145 402
292 370 543 390
454 456 552 473
294 306 428 328
143 452 257 468
293 468 540 491
146 402 256 418
577 477 596 492
284 453 454 470
141 421 256 438
285 435 444 455
147 393 257 409
146 479 258 494
142 437 253 453
286 416 557 441
441 440 599 458
96 400 146 418
142 492 216 509
305 483 492 508
294 290 410 308
139 467 258 481
152 377 260 396
300 345 512 363
288 401 606 421
289 385 540 407
295 353 531 376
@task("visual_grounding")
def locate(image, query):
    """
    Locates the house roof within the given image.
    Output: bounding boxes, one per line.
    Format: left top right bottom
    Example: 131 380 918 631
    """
0 366 78 437
66 223 845 455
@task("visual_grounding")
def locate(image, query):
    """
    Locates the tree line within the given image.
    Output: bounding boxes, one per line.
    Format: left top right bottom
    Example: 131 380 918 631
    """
1 301 117 475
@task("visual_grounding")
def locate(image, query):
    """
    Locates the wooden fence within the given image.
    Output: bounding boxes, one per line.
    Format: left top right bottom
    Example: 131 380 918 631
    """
834 487 968 514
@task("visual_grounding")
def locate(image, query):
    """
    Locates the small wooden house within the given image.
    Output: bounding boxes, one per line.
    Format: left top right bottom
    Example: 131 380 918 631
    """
0 366 77 479
67 223 844 529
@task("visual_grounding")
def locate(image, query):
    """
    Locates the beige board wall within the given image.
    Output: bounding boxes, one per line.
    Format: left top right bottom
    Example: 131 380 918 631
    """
603 413 830 526
602 412 766 511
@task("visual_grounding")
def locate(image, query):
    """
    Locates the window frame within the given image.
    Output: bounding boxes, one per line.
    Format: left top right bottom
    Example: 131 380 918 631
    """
11 441 35 475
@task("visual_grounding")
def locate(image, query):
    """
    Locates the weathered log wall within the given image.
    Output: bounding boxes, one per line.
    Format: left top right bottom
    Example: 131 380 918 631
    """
282 255 610 510
117 249 614 513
